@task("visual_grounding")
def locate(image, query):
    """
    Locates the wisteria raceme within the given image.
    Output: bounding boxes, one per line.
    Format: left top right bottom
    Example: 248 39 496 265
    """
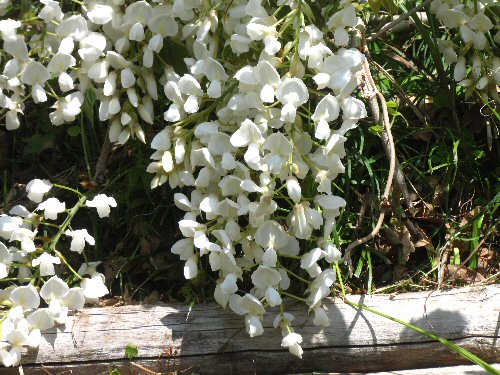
0 181 114 366
146 0 361 358
1 0 497 366
430 0 500 104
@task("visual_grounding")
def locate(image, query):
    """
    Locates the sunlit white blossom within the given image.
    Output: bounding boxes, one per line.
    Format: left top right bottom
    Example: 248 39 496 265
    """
37 198 66 220
65 229 95 253
31 253 60 277
86 194 117 218
26 179 52 203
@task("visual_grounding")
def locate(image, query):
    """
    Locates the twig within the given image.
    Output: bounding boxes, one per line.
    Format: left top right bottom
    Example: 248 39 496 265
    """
344 60 396 275
456 222 498 273
130 362 161 375
437 242 453 290
344 22 397 275
367 0 433 42
351 189 371 241
370 59 428 127
368 69 415 211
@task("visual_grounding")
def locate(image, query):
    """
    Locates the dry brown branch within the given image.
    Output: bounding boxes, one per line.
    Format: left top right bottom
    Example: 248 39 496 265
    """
344 81 396 274
366 0 433 42
345 23 396 275
370 59 427 128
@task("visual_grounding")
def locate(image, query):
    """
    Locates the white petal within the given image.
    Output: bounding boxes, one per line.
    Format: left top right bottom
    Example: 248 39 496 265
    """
286 177 301 203
40 275 69 301
313 307 330 327
184 255 198 279
245 315 264 337
281 332 303 347
221 273 238 295
265 287 282 307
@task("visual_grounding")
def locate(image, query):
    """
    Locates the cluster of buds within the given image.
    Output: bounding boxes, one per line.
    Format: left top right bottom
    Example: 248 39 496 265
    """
431 0 499 104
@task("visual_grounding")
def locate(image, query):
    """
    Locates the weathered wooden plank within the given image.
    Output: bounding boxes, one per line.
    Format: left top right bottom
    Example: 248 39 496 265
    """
298 363 500 374
365 363 500 374
1 285 499 374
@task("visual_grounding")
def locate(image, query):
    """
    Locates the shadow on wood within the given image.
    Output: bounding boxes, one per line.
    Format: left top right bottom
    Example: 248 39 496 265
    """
1 285 499 374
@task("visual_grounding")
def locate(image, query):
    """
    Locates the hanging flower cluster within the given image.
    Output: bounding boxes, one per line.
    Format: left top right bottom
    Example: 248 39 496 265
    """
0 180 114 366
430 0 499 104
145 0 366 358
0 0 370 361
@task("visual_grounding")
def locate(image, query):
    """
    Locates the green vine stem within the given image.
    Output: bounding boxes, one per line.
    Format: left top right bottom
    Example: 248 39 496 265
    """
334 260 497 373
344 298 499 374
48 194 88 280
53 184 84 197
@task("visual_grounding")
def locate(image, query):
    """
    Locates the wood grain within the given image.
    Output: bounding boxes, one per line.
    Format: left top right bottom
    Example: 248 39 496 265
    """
1 285 499 374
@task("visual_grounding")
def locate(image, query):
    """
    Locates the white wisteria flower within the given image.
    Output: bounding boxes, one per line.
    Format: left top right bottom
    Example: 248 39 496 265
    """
49 92 84 126
9 284 40 311
65 229 95 253
231 294 266 337
37 198 66 220
0 242 12 278
281 332 304 358
39 0 63 22
251 266 282 307
26 179 52 203
0 342 21 367
39 276 69 316
0 215 23 240
313 306 330 327
39 276 84 323
9 228 36 253
326 4 357 46
31 253 61 277
276 78 309 122
26 308 54 332
312 94 340 140
20 61 50 103
80 274 109 301
85 194 117 218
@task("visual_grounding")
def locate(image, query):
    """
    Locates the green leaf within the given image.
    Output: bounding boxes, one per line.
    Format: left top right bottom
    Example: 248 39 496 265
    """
380 0 399 15
20 0 32 18
24 133 55 155
109 369 121 375
301 2 315 22
354 249 366 278
368 0 382 13
469 214 484 269
67 126 81 137
453 247 461 266
83 89 96 127
160 39 189 74
369 125 384 135
125 343 138 360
